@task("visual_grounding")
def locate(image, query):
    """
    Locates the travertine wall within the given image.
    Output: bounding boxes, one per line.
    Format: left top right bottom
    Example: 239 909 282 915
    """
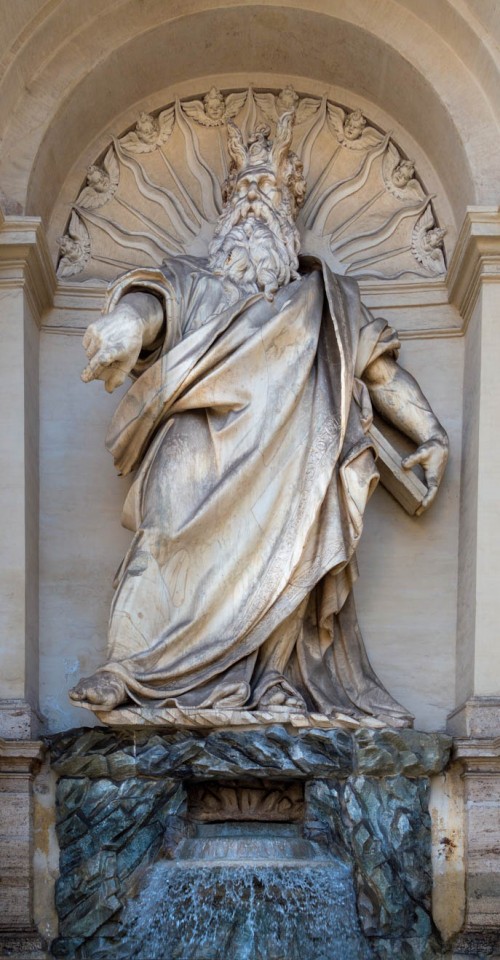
1 2 500 957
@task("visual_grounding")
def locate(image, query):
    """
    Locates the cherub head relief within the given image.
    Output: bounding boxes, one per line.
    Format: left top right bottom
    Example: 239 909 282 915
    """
208 112 306 302
135 112 160 143
204 86 226 121
422 226 446 252
58 235 81 262
86 164 110 193
392 159 415 189
343 109 366 141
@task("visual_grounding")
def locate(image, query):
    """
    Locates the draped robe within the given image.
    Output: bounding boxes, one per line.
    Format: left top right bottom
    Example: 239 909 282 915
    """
100 255 412 725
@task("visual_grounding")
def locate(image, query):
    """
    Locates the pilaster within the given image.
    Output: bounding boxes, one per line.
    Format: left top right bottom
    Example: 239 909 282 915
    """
0 211 56 737
445 208 500 956
447 206 500 738
450 738 500 957
0 738 47 958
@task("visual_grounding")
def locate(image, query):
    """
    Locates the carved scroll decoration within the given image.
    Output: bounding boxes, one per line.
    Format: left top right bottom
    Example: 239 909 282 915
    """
57 86 446 282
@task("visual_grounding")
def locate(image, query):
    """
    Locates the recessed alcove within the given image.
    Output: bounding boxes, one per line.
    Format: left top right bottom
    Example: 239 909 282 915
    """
1 4 500 955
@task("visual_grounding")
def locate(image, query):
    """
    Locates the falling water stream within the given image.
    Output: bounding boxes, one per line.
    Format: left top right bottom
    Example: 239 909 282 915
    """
121 822 372 960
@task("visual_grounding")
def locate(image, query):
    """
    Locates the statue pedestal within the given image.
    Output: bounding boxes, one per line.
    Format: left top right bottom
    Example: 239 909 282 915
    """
92 704 393 730
49 725 450 960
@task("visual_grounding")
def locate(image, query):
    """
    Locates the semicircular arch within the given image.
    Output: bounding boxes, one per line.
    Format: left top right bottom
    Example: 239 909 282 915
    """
0 0 497 246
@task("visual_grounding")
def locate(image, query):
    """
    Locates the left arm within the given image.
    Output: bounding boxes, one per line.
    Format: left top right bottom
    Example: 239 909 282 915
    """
362 355 448 515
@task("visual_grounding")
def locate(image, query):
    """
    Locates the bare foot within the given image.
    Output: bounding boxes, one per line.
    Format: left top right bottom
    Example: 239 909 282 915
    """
69 671 127 711
257 682 306 711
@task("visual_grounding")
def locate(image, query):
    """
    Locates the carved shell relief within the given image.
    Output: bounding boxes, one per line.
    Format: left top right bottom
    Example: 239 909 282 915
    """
57 86 446 282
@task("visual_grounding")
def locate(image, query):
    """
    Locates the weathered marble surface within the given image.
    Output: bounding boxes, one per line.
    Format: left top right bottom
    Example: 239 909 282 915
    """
89 704 389 730
49 726 451 959
69 108 448 725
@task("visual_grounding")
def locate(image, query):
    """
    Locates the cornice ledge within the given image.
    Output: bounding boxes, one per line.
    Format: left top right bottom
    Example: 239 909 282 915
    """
447 206 500 327
453 735 500 768
0 209 56 321
0 737 45 774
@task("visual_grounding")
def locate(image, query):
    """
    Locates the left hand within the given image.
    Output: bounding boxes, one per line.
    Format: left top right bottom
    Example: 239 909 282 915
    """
402 437 448 515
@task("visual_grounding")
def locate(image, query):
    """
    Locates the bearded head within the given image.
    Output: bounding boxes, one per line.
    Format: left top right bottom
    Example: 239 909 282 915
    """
208 112 306 302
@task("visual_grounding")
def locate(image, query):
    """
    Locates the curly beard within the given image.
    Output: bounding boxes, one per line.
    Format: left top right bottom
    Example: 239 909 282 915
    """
208 196 300 303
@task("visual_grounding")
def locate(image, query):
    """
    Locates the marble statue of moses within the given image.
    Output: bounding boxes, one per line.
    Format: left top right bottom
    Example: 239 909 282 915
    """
70 112 448 726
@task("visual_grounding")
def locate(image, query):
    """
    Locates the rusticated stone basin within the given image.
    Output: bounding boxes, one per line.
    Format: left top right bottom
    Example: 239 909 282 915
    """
50 725 452 959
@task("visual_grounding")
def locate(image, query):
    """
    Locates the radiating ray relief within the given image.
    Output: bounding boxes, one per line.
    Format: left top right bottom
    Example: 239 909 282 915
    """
56 86 446 282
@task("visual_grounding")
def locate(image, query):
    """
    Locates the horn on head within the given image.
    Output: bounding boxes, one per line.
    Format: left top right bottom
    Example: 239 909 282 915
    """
226 120 247 171
270 110 295 178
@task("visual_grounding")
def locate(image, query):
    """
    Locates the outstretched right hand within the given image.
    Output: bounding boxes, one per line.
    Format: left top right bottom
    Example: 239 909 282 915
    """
81 302 146 393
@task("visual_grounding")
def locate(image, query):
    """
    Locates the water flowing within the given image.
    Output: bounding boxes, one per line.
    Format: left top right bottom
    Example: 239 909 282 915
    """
121 823 372 960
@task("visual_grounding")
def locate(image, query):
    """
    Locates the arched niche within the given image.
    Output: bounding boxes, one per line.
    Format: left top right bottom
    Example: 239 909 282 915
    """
50 80 449 287
0 0 497 244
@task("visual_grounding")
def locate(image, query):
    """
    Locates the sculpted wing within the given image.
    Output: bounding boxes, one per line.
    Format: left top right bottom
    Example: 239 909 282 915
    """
326 102 346 141
254 91 279 124
411 205 446 275
57 211 91 278
103 146 120 187
158 107 175 144
295 97 321 125
224 91 248 119
182 99 216 126
76 185 102 209
76 148 119 209
118 132 151 154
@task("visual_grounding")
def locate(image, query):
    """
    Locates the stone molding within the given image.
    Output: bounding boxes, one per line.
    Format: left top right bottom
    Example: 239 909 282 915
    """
44 275 463 340
0 210 460 340
447 205 500 329
9 207 498 341
0 737 44 773
0 210 56 322
453 733 500 767
34 206 500 342
448 698 500 739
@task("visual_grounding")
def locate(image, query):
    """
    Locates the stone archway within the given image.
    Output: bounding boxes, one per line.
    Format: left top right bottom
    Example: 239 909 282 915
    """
0 3 499 956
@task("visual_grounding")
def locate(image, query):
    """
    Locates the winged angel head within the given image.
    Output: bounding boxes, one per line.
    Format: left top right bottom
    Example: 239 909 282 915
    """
208 111 306 302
